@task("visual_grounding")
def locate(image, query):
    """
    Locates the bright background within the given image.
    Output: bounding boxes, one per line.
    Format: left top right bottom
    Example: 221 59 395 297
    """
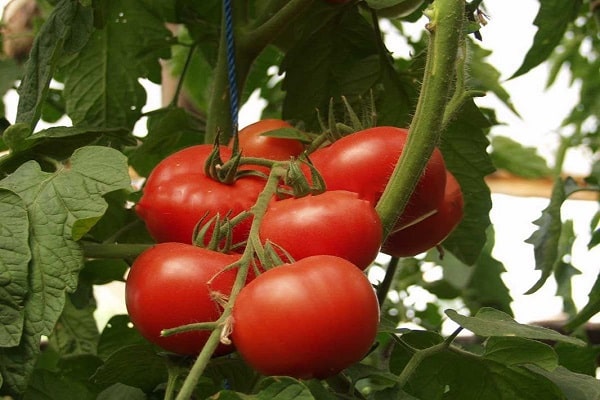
1 1 598 330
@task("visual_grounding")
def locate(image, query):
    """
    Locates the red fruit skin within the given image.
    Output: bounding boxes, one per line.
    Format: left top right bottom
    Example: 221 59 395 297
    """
231 255 380 379
125 243 243 356
259 190 383 270
382 171 464 257
231 119 305 161
308 126 447 229
135 144 265 245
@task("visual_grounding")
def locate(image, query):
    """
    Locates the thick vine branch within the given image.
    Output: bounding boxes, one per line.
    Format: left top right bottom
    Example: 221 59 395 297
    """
375 0 466 239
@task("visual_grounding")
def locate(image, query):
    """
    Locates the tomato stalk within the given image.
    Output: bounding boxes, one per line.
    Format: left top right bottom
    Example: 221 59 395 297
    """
82 243 152 259
174 164 289 400
205 0 315 145
397 327 463 387
375 0 466 239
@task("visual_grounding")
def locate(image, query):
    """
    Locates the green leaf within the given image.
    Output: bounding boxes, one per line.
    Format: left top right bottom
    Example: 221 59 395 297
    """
490 136 552 179
554 342 600 376
484 336 558 371
205 357 260 396
564 271 600 332
428 226 512 315
390 332 566 400
528 365 600 400
281 6 382 131
47 296 99 357
512 0 583 78
23 368 96 400
439 101 495 264
62 0 172 129
128 107 204 177
0 146 130 394
0 59 22 96
97 383 146 400
16 0 94 129
0 190 30 347
468 41 519 117
402 350 566 400
91 344 168 393
97 315 147 361
255 376 316 399
0 125 135 175
524 178 575 294
445 308 585 346
553 220 579 315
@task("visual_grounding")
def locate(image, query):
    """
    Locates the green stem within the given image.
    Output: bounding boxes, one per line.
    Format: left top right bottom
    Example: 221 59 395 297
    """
205 0 315 145
82 243 152 259
375 0 466 239
397 327 462 387
169 42 198 108
205 12 252 145
239 0 315 56
175 165 289 400
376 257 399 307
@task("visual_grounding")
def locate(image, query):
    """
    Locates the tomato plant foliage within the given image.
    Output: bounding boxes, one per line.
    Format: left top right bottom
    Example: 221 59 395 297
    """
0 0 599 399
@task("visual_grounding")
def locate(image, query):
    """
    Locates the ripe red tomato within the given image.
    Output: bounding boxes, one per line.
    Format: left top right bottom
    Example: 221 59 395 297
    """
308 126 447 228
382 171 464 257
125 243 243 355
231 255 379 379
259 190 382 270
136 145 265 245
231 119 305 161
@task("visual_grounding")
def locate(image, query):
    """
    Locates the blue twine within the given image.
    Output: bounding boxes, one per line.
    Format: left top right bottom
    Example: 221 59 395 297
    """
224 0 239 136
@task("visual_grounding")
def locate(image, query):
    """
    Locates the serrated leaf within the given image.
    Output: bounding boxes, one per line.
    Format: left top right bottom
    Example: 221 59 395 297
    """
23 368 96 400
16 0 94 129
512 0 583 78
490 136 552 179
445 308 585 346
62 0 172 129
97 383 146 400
255 377 316 400
0 190 30 347
429 227 512 315
468 41 519 117
47 296 99 357
281 6 381 131
525 178 570 294
528 365 600 400
0 59 22 96
564 271 600 332
391 339 566 400
484 336 558 371
92 344 167 393
0 146 130 394
128 107 204 177
97 315 147 361
439 101 495 264
554 342 600 377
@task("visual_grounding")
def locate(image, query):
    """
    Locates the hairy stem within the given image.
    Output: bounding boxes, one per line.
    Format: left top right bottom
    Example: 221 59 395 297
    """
175 165 288 400
375 0 466 239
397 327 463 387
82 243 152 259
205 0 315 145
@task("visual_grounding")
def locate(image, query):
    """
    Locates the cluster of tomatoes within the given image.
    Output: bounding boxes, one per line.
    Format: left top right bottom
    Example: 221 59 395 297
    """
126 119 463 379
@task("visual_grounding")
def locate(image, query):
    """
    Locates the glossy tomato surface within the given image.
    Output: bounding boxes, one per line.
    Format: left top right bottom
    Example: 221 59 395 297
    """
231 255 379 379
231 119 305 161
382 171 464 257
136 144 265 244
125 243 243 355
309 126 447 227
259 190 382 270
